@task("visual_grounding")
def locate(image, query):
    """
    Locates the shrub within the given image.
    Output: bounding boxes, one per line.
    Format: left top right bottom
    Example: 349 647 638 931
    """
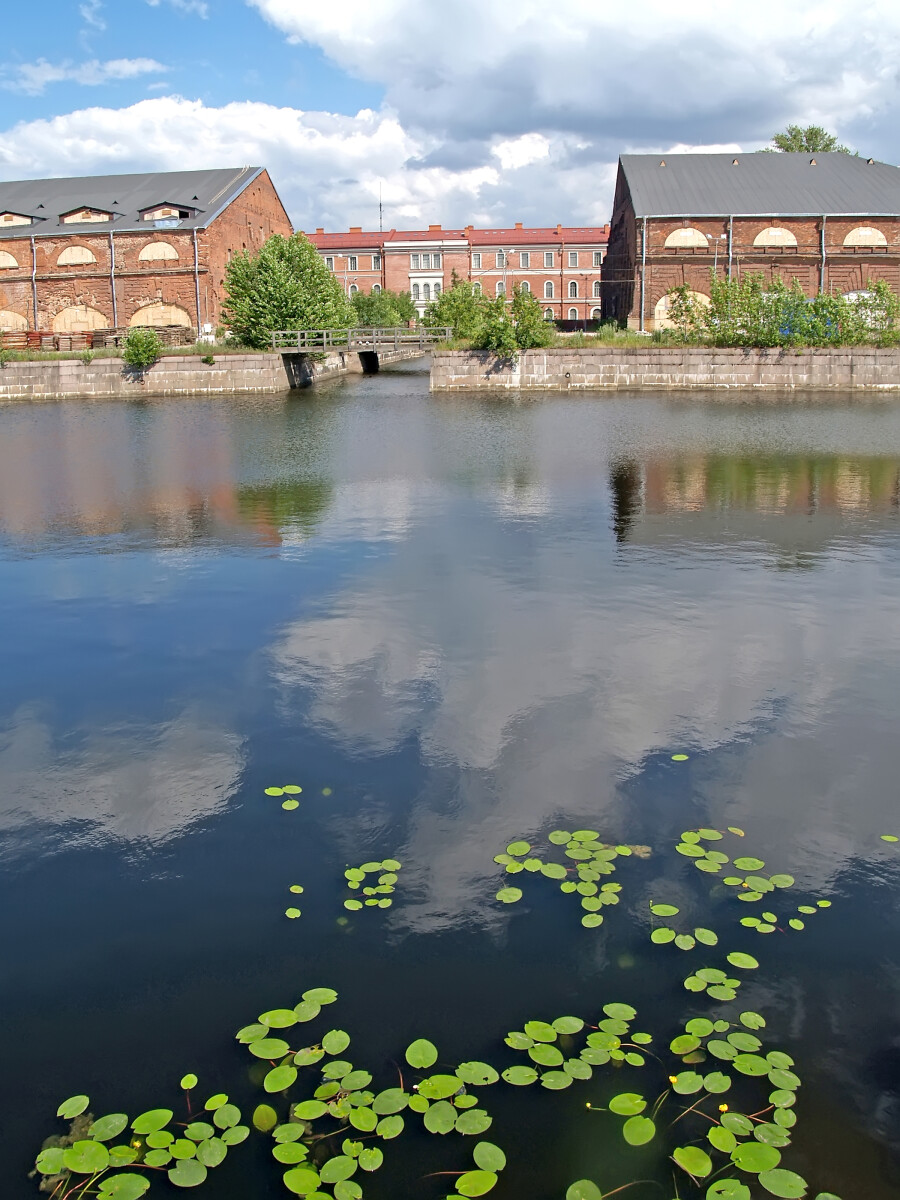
79 349 96 365
121 327 163 371
351 288 417 327
424 273 487 340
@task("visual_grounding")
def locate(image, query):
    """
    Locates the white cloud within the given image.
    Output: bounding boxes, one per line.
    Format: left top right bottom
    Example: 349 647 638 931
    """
146 0 210 16
79 0 106 30
1 58 167 97
491 133 550 172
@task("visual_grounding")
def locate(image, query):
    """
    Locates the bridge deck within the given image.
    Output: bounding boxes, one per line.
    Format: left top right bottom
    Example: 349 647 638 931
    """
272 327 451 352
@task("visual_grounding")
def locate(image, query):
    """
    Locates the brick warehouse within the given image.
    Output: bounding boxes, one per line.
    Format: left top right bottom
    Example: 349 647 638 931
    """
307 223 610 321
602 152 900 330
0 167 292 335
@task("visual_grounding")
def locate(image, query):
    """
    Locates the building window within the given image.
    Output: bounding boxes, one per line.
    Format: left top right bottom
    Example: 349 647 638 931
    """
372 253 381 269
472 252 482 269
593 280 602 298
412 283 420 300
372 283 382 293
139 241 179 262
349 255 358 271
62 208 112 224
57 245 97 266
520 251 530 268
325 256 334 270
496 281 505 295
752 227 798 248
434 282 441 296
0 250 18 268
568 307 578 319
569 280 578 298
496 251 506 268
421 253 430 269
473 281 481 294
591 307 601 318
519 280 530 293
411 254 420 269
432 253 441 268
0 212 31 227
544 308 554 319
349 284 358 295
544 281 554 298
544 251 554 267
843 226 888 247
664 227 708 249
568 251 578 267
593 250 603 267
423 283 431 301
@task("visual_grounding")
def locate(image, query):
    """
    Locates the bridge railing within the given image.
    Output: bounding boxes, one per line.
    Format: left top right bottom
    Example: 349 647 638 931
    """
271 327 452 352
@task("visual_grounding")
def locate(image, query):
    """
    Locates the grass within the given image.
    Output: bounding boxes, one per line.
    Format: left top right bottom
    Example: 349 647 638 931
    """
0 342 276 363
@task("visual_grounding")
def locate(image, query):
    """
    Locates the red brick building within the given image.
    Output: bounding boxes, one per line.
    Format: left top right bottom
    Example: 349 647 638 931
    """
602 152 900 330
306 223 610 321
0 167 292 335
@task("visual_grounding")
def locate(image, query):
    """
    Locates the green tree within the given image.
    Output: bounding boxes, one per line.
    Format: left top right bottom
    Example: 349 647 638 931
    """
423 272 487 340
472 295 518 355
351 288 416 327
511 284 553 348
768 124 852 153
121 326 163 371
222 233 354 349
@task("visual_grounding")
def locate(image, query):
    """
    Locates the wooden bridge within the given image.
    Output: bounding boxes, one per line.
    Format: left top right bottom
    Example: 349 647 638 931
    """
271 327 451 353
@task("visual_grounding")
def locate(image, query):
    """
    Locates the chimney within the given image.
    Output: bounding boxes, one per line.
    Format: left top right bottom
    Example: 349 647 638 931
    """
349 225 362 233
515 221 523 229
556 224 562 234
428 223 442 231
315 227 324 235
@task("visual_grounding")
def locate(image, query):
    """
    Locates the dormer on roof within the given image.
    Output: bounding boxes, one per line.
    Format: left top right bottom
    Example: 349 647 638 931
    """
0 211 34 227
61 207 115 224
139 203 200 224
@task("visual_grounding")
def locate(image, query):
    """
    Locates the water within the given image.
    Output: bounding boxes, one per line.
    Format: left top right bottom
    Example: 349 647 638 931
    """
2 363 900 1199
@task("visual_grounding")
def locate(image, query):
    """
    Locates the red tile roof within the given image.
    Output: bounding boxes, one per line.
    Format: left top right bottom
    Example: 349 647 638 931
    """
305 224 609 249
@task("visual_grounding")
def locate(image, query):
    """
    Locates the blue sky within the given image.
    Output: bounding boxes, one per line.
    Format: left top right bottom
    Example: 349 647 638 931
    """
1 1 899 231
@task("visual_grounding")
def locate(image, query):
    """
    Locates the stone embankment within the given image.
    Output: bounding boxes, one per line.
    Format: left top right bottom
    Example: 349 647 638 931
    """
0 347 423 402
430 347 900 392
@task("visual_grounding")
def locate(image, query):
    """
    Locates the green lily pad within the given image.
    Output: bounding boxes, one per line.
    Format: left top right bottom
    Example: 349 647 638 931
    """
473 1142 506 1172
727 952 759 970
63 1141 110 1174
502 1065 538 1085
132 1108 173 1134
89 1113 129 1141
252 1105 277 1132
650 902 679 917
456 1170 498 1197
609 1092 645 1115
566 1183 603 1200
406 1039 438 1068
758 1169 808 1197
168 1159 208 1188
695 928 718 945
264 1065 297 1093
623 1115 656 1145
673 1145 712 1178
282 1167 322 1195
455 1109 493 1135
456 1061 500 1085
540 1071 572 1090
496 887 522 904
506 840 530 856
97 1176 151 1200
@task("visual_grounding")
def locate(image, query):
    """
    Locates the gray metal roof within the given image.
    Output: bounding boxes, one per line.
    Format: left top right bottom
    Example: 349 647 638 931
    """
620 152 900 218
0 167 262 238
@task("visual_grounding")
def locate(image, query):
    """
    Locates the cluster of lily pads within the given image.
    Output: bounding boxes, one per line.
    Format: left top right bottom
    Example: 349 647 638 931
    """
494 832 634 928
33 1083 247 1197
266 784 305 810
342 858 402 912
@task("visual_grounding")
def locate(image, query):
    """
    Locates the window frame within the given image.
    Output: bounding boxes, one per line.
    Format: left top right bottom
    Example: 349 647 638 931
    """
519 251 530 268
544 251 554 268
348 255 358 272
472 251 482 269
544 281 554 298
568 251 578 268
411 253 420 269
593 250 603 267
569 280 578 298
325 256 334 270
372 253 381 269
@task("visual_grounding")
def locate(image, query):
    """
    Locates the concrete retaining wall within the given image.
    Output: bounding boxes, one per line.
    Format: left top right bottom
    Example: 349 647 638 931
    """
430 347 900 392
0 347 426 402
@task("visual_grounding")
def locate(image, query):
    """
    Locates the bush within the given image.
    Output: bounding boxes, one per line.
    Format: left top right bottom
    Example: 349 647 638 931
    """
424 273 486 340
511 285 553 349
222 233 354 349
351 288 416 327
121 327 163 371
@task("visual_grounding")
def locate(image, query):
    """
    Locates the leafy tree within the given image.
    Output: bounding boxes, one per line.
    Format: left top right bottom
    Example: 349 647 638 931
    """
222 233 353 349
473 295 518 355
121 326 162 371
351 288 416 327
423 272 486 340
768 124 852 153
511 285 553 349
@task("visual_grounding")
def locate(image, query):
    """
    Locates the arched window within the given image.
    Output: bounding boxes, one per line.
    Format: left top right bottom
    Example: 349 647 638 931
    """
496 281 505 296
57 245 97 266
0 308 27 331
843 226 888 247
593 280 602 298
0 250 18 268
423 283 431 301
544 281 554 298
569 280 578 298
664 227 708 249
591 307 601 318
412 284 420 300
349 284 358 295
519 280 530 293
138 241 178 262
567 307 578 320
653 290 711 329
543 308 554 320
128 302 192 329
753 226 798 248
372 283 382 293
473 282 481 295
52 304 108 332
434 282 441 296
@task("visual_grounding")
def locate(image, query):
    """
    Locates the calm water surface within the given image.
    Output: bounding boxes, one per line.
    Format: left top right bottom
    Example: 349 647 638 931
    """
2 364 900 1198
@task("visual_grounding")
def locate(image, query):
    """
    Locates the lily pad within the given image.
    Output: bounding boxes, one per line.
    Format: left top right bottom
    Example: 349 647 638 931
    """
609 1092 645 1115
566 1183 603 1200
456 1171 498 1197
473 1142 506 1172
623 1115 656 1145
168 1159 208 1188
758 1169 808 1197
496 887 522 904
673 1145 712 1178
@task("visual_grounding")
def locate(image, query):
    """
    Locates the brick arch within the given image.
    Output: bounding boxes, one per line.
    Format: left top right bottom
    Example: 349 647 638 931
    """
138 240 180 262
129 302 192 328
664 227 708 249
843 226 888 248
753 226 798 248
52 304 108 332
0 308 27 331
653 289 710 329
0 250 19 269
57 245 97 266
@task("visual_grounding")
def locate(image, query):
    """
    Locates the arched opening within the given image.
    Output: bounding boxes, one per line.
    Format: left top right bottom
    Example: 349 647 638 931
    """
348 284 358 296
371 283 382 293
567 307 578 320
593 280 602 298
0 309 27 331
138 241 179 262
568 281 578 298
843 227 888 248
128 303 192 328
544 281 554 298
434 283 441 296
412 284 420 300
57 246 97 266
0 250 19 269
753 227 798 248
544 308 554 319
423 283 431 301
591 307 601 318
52 304 108 333
664 227 709 249
653 290 710 329
519 281 530 293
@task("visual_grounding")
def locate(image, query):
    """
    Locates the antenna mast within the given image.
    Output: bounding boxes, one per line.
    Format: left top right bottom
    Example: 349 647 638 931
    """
379 183 383 234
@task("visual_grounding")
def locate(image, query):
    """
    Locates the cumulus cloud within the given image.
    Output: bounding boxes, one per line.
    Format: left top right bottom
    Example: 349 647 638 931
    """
1 58 167 96
146 0 210 16
249 0 900 155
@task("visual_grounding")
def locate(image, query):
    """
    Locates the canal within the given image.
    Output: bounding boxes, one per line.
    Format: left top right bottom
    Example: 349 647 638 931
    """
2 361 899 1198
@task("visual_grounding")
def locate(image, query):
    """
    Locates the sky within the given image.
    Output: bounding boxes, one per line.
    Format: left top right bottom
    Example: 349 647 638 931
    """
1 0 899 232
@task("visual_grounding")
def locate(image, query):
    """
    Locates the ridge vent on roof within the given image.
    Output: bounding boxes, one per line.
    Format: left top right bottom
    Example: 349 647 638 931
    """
659 159 666 167
732 158 739 166
810 158 817 166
